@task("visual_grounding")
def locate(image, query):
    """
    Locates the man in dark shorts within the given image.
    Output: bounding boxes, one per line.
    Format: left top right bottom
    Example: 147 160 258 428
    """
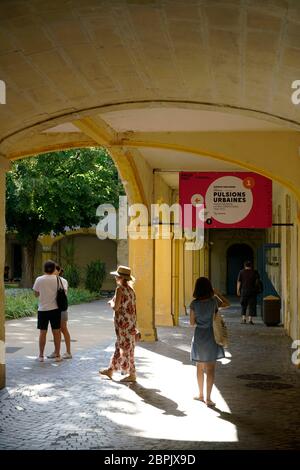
33 260 62 362
237 260 260 325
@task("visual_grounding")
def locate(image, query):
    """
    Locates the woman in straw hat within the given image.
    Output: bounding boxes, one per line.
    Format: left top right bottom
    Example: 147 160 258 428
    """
100 265 138 382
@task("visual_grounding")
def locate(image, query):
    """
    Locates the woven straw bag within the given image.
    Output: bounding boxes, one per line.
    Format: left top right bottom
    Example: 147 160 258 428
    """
213 312 229 348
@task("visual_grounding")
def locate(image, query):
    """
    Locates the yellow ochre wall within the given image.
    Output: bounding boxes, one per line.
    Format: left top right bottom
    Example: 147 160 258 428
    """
5 232 119 291
53 235 117 291
266 184 300 341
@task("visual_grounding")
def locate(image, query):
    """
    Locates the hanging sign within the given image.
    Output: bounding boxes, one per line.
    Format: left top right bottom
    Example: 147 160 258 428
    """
179 172 272 229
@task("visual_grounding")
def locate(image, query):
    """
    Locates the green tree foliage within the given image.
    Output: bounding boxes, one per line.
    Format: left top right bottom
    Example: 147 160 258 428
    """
6 148 124 286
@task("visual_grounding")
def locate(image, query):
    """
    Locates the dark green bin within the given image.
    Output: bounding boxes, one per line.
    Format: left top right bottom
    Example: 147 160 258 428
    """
263 296 281 326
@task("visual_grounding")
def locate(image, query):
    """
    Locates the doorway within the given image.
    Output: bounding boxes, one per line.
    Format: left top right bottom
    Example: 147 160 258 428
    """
226 243 254 294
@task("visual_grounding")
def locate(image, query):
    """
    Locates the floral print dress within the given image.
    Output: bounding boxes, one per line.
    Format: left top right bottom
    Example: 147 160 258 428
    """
109 284 137 374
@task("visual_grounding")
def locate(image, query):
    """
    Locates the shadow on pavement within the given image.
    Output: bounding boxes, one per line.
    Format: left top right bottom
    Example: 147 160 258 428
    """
127 382 186 417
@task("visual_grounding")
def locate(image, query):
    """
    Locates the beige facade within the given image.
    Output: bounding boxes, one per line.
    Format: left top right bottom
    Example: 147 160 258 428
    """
1 0 300 388
53 234 117 291
5 230 121 291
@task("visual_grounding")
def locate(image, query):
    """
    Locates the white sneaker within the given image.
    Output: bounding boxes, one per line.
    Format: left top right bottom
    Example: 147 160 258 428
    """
47 352 56 359
62 352 72 359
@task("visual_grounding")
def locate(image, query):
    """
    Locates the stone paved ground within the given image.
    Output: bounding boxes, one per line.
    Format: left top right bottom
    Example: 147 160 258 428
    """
1 299 300 450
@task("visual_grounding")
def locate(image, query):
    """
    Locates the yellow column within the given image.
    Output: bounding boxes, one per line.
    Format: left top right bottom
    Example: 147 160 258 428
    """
178 239 187 316
129 235 157 341
39 235 55 271
296 218 300 369
184 245 194 311
172 239 180 326
155 238 173 326
193 248 201 284
205 245 210 278
172 237 180 326
0 156 11 389
285 195 292 334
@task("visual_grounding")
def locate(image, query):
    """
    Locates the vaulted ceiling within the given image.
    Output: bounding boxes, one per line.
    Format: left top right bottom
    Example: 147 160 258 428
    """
1 0 300 196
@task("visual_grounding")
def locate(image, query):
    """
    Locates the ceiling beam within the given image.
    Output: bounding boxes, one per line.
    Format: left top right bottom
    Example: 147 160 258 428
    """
73 117 148 206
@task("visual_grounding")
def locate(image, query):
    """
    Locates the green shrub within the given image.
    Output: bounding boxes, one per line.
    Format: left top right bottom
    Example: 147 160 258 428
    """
5 290 38 319
68 287 100 304
5 288 100 320
64 264 81 288
85 260 106 293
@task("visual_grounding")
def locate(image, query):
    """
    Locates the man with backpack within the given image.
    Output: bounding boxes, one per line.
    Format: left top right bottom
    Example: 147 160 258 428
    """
47 265 72 360
237 260 262 325
33 260 62 362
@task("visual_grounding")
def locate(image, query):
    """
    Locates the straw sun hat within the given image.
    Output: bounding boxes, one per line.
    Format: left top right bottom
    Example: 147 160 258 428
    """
110 265 135 281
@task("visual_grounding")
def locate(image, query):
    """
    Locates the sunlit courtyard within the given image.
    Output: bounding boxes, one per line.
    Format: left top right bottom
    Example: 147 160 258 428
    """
1 299 300 450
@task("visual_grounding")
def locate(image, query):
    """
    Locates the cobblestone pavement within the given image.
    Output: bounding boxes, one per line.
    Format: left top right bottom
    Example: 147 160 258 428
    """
1 300 300 450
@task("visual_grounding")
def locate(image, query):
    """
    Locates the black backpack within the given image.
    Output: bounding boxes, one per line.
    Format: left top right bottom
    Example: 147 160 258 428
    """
56 276 68 312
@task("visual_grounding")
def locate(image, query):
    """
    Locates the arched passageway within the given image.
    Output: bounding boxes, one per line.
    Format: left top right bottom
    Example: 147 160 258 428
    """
1 0 300 390
226 244 254 295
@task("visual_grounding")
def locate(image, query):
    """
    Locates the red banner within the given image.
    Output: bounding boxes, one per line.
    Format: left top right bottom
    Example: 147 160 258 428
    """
179 172 272 229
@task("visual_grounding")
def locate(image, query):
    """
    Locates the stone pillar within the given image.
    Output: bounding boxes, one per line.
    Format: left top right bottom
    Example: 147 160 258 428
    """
0 156 11 389
172 237 180 326
155 238 172 326
193 248 201 286
184 245 194 311
129 235 157 341
117 239 129 267
178 238 187 317
297 213 300 368
39 235 55 273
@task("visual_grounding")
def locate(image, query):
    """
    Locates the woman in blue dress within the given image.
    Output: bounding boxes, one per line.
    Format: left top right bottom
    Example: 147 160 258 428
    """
190 277 230 407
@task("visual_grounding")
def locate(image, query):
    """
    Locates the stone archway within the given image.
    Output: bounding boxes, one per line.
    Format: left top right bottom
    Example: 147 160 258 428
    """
2 0 300 388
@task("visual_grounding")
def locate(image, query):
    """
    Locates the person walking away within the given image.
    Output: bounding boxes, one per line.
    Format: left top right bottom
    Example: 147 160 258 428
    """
190 277 230 407
33 260 62 362
47 265 72 360
100 265 138 383
237 260 260 325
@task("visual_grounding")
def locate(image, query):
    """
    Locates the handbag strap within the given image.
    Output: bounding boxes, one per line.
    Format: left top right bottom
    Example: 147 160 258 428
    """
57 276 64 290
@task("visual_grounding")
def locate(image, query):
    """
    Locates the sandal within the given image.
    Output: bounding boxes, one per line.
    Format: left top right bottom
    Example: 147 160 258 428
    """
99 368 113 379
206 400 216 407
120 374 136 383
193 396 205 403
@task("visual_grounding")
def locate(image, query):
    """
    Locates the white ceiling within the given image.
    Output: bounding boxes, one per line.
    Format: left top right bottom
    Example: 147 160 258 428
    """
100 107 289 132
137 147 244 188
43 123 81 133
43 109 286 190
44 108 290 135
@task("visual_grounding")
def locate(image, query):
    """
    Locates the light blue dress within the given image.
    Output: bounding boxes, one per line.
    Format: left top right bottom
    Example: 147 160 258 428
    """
190 296 225 363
